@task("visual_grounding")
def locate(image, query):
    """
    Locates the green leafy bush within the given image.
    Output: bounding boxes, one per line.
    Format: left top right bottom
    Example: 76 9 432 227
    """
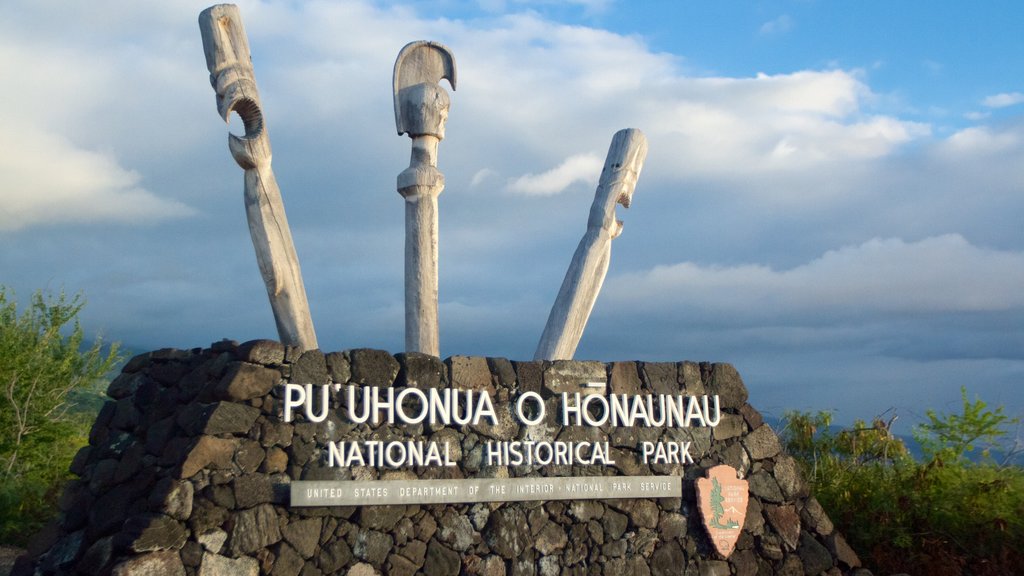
916 387 1018 464
782 391 1023 575
0 288 119 544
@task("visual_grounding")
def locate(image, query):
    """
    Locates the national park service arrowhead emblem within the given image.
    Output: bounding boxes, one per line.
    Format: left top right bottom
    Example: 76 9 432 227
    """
696 464 748 558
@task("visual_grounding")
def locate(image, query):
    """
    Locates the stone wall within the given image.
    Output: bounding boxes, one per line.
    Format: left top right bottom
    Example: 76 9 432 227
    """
14 340 870 576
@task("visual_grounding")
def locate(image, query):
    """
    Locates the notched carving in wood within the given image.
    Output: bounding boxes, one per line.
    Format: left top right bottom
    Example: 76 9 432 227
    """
393 41 457 357
535 128 649 361
200 4 269 170
199 4 317 350
394 41 457 139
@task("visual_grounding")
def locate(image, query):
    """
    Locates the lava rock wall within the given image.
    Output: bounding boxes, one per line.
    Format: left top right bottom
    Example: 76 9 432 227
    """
15 340 869 575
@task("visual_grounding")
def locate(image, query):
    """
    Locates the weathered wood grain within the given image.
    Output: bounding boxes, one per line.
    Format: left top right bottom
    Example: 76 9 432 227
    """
394 41 456 357
535 128 648 361
199 4 317 350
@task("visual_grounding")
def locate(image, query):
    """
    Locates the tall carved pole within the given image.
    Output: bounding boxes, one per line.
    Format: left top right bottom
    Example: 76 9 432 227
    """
199 4 318 350
535 129 648 361
393 41 456 356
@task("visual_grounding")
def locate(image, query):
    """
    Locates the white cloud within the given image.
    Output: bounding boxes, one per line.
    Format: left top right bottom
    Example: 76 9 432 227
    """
939 125 1021 155
759 15 794 35
619 72 932 203
0 10 204 231
0 123 194 232
605 235 1024 317
339 10 931 199
688 70 866 117
470 168 497 187
506 153 602 195
447 19 933 201
982 92 1024 109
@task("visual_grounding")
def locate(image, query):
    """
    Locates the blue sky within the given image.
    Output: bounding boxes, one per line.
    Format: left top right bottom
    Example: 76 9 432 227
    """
412 1 1024 129
2 1 1022 438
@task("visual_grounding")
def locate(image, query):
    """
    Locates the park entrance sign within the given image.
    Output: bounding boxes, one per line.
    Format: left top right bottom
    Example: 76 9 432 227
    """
280 379 721 507
13 341 867 575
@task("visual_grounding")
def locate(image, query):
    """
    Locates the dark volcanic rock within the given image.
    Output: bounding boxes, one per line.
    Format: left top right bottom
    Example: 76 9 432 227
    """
16 343 865 576
148 477 194 521
651 541 685 576
291 350 330 386
743 424 783 460
230 504 283 555
396 352 445 389
239 339 286 365
423 539 461 576
484 508 530 559
706 363 748 408
281 518 322 559
117 513 188 553
216 362 281 400
178 401 261 436
798 530 834 575
348 348 400 386
110 550 185 576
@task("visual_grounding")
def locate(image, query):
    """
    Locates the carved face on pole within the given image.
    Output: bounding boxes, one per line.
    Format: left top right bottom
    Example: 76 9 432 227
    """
398 83 450 140
208 63 260 128
393 40 456 141
597 139 646 209
199 5 268 169
588 130 648 238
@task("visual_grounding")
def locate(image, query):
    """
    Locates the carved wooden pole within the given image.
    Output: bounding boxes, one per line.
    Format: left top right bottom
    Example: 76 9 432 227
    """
394 41 456 356
535 128 648 360
199 4 318 350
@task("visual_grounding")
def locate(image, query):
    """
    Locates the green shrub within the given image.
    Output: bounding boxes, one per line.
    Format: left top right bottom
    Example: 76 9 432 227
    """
0 287 119 544
782 392 1023 575
915 387 1019 464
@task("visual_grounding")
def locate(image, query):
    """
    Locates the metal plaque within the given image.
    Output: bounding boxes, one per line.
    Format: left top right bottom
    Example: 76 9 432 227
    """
291 475 681 506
